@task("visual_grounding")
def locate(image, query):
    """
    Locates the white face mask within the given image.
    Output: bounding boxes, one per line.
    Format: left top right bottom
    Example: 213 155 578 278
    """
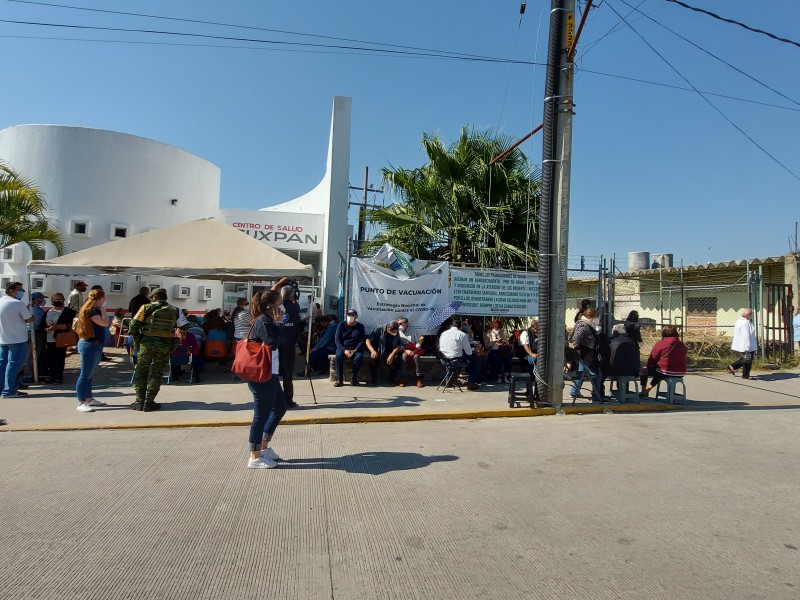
346 316 356 324
592 317 600 326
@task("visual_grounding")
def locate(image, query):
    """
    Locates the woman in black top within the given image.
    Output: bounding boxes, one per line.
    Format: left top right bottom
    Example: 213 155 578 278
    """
40 291 75 384
74 289 108 412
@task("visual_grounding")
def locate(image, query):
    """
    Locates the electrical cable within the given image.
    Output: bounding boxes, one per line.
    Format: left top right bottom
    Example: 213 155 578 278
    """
665 0 800 50
497 3 526 127
1 0 508 62
604 0 800 183
616 0 800 108
580 0 663 58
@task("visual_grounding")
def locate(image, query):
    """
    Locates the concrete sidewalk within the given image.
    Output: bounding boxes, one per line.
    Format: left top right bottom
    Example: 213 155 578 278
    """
1 346 798 431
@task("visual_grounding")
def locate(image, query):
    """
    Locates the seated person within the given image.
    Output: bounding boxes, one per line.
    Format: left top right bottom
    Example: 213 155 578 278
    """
109 308 126 338
306 315 338 374
438 318 480 390
519 320 539 376
333 308 366 387
640 324 687 398
170 330 205 382
397 317 424 388
366 321 404 386
607 323 640 378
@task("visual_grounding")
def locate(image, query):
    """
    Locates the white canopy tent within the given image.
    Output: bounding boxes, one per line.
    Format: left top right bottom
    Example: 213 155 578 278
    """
28 218 313 280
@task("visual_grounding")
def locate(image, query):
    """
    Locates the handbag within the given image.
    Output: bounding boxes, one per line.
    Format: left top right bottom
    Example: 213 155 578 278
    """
55 331 79 348
230 322 272 383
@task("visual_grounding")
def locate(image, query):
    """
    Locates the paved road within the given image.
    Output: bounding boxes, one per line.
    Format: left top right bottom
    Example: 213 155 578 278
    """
2 409 799 599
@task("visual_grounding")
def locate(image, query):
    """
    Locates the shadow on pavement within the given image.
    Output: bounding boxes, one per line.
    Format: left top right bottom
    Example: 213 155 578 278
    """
167 400 254 412
281 452 459 475
697 374 800 400
300 396 423 410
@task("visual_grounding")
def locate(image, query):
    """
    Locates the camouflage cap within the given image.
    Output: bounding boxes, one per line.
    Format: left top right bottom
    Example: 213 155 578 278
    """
152 288 168 300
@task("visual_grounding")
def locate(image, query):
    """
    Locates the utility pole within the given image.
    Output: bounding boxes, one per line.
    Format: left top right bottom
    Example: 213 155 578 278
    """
348 166 383 254
536 0 576 411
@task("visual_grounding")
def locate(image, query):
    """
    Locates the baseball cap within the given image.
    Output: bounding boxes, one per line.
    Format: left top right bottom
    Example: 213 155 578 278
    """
152 288 168 300
346 308 358 317
76 280 88 288
30 292 48 300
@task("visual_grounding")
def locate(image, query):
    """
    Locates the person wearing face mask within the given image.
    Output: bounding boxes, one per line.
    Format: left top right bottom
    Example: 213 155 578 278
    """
128 288 189 412
41 292 76 385
74 289 110 411
568 307 605 403
333 308 366 387
396 317 424 388
0 282 35 398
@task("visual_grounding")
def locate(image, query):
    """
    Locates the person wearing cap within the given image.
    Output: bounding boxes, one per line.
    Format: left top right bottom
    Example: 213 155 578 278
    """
23 291 48 381
365 320 404 386
0 282 35 398
333 309 366 387
67 281 88 312
129 288 189 411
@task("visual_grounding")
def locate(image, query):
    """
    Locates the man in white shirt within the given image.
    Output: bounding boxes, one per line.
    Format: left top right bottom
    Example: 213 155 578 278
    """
67 280 88 312
0 282 35 397
437 318 480 390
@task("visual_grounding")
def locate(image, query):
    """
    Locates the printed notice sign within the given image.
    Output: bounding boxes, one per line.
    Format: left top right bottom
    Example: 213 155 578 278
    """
450 268 539 316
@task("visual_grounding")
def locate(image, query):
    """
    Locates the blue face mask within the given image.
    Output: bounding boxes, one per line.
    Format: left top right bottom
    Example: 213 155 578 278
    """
15 291 24 300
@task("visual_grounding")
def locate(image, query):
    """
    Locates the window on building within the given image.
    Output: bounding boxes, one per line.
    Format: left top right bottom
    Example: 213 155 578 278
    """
1 248 13 260
1 278 10 290
687 297 717 314
71 221 89 236
110 224 129 239
110 282 125 294
31 277 45 289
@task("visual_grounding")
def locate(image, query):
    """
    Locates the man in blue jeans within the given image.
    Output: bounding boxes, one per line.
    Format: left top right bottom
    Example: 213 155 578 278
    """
333 308 366 387
0 282 35 398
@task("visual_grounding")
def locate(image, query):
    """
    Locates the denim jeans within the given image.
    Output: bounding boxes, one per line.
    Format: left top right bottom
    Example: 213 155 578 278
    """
570 362 604 402
247 377 287 451
76 338 103 403
0 342 29 397
335 348 363 381
487 350 514 377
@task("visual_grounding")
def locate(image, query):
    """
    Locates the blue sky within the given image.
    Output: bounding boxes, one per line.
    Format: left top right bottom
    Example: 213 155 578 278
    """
2 0 798 269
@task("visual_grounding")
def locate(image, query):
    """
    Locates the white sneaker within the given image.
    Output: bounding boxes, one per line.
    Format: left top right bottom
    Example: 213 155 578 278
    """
88 399 107 407
247 457 277 469
76 403 94 412
261 447 282 462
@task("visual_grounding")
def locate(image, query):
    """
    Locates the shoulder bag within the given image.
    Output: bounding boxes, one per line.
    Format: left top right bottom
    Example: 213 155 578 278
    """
55 331 79 348
230 321 272 383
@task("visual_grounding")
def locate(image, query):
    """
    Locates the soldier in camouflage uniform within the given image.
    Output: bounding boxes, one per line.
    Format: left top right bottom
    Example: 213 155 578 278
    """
129 288 188 412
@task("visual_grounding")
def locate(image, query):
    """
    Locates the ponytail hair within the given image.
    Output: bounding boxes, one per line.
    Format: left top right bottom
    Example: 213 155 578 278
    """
75 289 105 339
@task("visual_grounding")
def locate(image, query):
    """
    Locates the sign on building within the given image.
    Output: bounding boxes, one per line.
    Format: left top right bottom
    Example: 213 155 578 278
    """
222 209 324 252
450 268 539 316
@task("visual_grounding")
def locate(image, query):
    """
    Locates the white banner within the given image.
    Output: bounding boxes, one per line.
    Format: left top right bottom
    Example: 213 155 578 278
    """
350 258 450 335
451 268 539 316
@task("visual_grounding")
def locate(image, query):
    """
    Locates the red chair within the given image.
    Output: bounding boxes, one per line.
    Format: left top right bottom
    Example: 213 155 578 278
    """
204 340 229 360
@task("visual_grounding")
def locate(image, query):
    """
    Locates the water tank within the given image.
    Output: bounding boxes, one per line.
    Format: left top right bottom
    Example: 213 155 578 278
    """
627 251 650 272
652 253 674 268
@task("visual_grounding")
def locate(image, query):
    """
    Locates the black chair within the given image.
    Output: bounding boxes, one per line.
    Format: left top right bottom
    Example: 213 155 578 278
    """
436 351 463 392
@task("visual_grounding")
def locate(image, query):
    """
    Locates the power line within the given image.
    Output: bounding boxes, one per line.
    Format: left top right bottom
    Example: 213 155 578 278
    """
616 0 800 108
2 0 503 62
604 0 800 182
2 30 799 114
666 0 800 50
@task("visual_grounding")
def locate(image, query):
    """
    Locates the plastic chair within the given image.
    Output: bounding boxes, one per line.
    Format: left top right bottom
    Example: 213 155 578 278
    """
115 318 131 347
128 342 171 386
609 375 640 404
508 372 534 407
168 349 193 384
656 376 686 405
204 339 229 360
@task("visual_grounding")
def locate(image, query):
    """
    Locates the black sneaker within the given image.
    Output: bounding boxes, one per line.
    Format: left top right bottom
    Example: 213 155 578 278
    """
143 402 162 412
286 401 300 409
130 402 143 411
351 379 361 386
333 380 343 387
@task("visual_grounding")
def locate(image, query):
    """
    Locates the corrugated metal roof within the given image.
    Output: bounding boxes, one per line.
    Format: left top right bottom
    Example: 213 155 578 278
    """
622 255 787 277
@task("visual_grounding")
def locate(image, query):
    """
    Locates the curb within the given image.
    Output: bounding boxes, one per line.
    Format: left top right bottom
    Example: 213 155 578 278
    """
0 401 685 432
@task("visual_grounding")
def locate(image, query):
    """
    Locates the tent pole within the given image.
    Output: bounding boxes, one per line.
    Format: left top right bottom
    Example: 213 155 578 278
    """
304 293 317 403
27 270 39 384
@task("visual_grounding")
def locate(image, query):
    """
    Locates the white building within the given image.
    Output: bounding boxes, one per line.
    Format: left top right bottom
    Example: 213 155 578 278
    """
0 96 352 314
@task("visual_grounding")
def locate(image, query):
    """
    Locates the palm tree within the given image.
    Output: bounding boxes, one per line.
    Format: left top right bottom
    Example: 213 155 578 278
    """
364 127 539 269
0 160 64 258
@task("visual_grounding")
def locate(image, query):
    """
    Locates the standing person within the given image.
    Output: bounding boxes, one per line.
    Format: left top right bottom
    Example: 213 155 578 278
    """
569 308 604 402
519 320 539 376
129 286 150 317
42 292 75 385
728 308 758 380
794 307 800 354
640 325 688 397
365 321 404 385
0 282 34 398
67 280 88 312
74 289 109 412
333 308 366 387
624 310 643 346
128 288 189 412
279 285 301 408
438 318 480 390
245 290 286 469
231 297 251 343
485 319 514 383
23 291 48 381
